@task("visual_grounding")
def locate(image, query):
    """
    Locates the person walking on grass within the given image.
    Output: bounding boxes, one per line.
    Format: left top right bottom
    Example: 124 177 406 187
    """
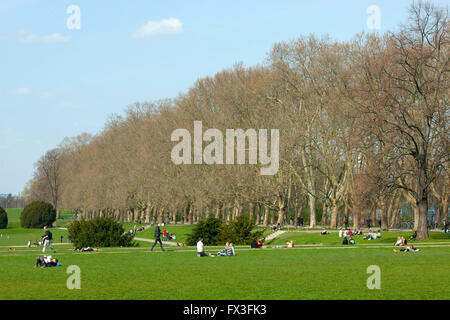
151 223 165 252
42 226 56 254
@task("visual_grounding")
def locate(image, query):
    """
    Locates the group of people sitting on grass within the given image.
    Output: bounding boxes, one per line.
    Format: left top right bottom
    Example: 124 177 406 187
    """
363 231 382 240
339 229 363 237
342 236 356 245
196 237 236 257
393 236 420 252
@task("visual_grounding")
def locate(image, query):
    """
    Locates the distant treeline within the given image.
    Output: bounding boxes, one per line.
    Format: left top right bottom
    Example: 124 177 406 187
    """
0 194 26 209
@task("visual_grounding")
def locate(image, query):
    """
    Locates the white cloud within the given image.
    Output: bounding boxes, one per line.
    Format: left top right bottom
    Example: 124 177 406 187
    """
39 91 53 99
13 87 31 95
41 33 72 43
18 31 71 43
58 101 80 109
131 18 183 39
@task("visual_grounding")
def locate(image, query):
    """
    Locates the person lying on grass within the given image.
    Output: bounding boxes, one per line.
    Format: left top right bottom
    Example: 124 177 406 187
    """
393 237 420 252
393 246 420 252
363 231 381 240
73 246 102 252
320 229 330 235
34 256 61 268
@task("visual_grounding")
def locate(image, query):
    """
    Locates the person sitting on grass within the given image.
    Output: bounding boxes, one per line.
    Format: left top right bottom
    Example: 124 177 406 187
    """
393 236 420 252
215 242 230 256
256 239 266 248
176 242 184 247
34 256 61 268
342 236 349 245
409 230 417 240
353 229 362 235
286 240 294 248
394 236 403 246
363 232 377 240
320 229 330 235
196 237 208 257
349 236 355 245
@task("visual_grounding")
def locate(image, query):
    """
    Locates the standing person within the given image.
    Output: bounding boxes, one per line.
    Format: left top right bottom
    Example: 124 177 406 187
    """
344 216 349 230
378 219 382 229
162 229 168 241
151 223 165 252
444 219 448 233
197 237 208 257
367 218 372 230
42 226 56 254
60 235 64 243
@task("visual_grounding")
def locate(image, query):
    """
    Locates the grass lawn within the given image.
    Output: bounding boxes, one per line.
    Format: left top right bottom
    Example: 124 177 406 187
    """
137 224 197 244
0 209 69 247
1 208 449 300
268 231 450 246
1 244 449 300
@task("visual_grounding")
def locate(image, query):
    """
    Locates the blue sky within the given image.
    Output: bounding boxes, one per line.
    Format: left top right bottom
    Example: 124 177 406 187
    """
0 0 447 195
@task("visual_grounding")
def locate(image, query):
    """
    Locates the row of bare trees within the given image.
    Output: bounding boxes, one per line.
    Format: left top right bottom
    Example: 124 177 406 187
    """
26 2 448 240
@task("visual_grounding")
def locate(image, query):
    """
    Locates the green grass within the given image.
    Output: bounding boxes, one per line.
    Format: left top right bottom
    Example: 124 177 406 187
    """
0 244 449 300
0 209 69 247
268 231 450 246
137 224 195 243
1 208 449 300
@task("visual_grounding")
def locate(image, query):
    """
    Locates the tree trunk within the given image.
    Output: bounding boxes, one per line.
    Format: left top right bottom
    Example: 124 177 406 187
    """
416 197 429 240
330 198 338 229
249 203 255 222
263 206 270 227
308 194 316 228
321 202 327 226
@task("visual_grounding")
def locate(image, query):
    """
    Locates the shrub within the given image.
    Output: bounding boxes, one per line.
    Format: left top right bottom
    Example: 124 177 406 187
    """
20 201 56 229
186 216 223 246
68 217 136 248
0 207 7 229
218 216 264 245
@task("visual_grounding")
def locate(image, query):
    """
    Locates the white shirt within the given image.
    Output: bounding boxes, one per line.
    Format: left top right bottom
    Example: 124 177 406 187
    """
197 241 204 253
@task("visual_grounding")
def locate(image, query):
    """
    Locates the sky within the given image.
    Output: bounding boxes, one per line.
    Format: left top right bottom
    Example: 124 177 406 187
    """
0 0 448 195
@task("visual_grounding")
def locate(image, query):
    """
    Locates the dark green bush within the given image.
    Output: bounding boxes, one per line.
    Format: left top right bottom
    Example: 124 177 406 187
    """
0 206 7 229
218 216 264 245
68 217 136 248
186 216 222 246
20 201 56 229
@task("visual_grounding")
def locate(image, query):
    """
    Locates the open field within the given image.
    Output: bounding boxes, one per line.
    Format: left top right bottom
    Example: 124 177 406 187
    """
1 208 449 300
1 244 450 300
